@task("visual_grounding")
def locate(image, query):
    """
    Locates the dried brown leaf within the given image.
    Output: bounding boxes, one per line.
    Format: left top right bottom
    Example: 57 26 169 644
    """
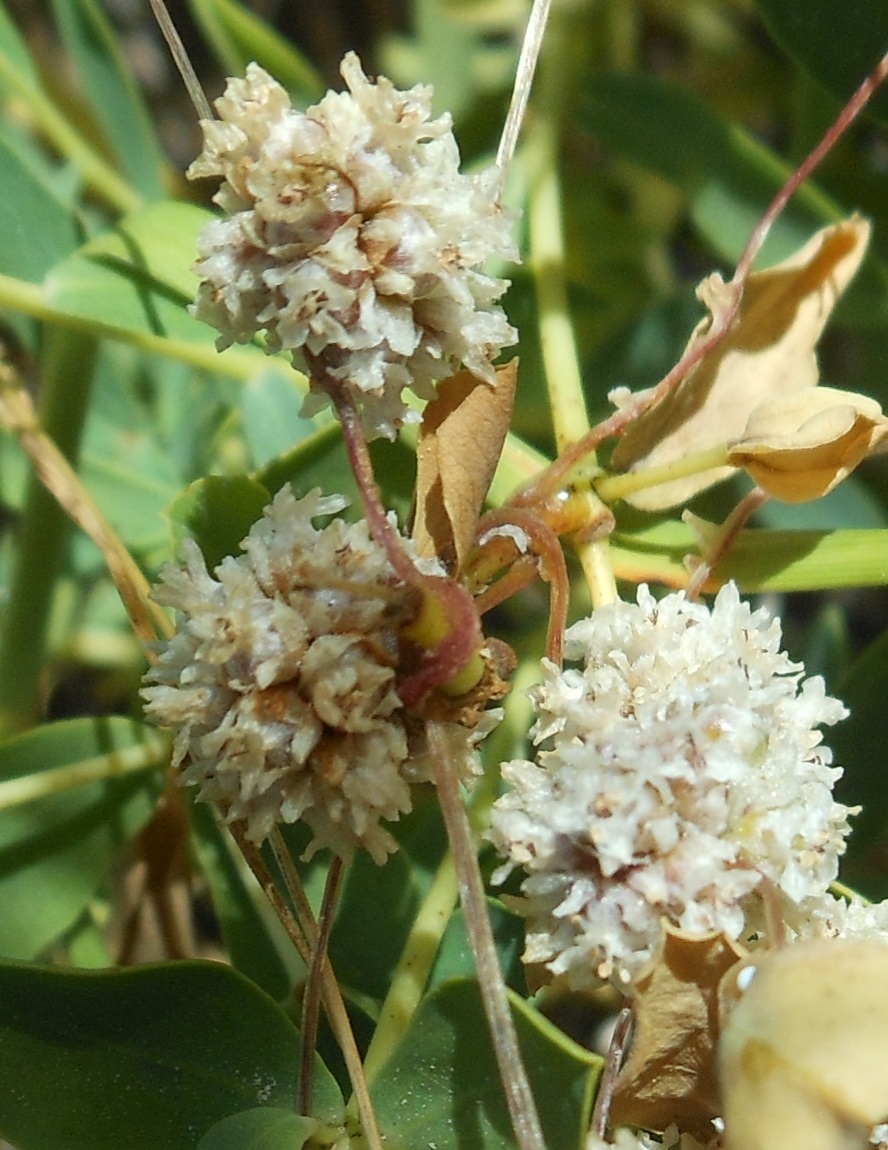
412 361 518 573
610 925 748 1138
719 938 888 1150
611 217 870 510
727 386 888 502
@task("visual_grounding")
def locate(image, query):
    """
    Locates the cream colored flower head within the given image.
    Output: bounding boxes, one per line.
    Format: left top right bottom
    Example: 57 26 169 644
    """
489 583 852 989
141 487 484 862
188 54 518 440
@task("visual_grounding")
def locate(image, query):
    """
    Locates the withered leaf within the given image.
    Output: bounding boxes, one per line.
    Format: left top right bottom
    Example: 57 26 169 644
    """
610 924 747 1138
719 938 888 1150
412 361 518 574
727 386 888 502
611 216 870 510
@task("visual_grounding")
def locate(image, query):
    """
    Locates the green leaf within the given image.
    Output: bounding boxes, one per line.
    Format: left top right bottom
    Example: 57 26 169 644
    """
187 0 323 103
241 368 313 469
197 1108 319 1150
611 522 888 593
50 0 166 198
755 0 888 123
373 978 602 1150
0 959 342 1150
0 132 81 280
42 200 207 334
578 71 839 265
428 898 526 993
168 474 271 568
0 0 40 87
0 717 161 959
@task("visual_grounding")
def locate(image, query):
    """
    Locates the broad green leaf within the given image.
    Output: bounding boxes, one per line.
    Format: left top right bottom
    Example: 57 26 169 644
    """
197 1108 319 1150
0 959 341 1150
755 0 888 124
187 0 323 103
0 133 81 280
42 200 207 337
373 978 602 1150
167 474 271 568
50 0 166 198
241 368 314 470
578 71 837 265
0 716 161 959
428 899 526 993
329 793 448 1005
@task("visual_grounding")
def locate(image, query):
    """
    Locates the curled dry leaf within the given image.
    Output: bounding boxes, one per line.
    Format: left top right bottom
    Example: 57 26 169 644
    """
412 361 518 574
611 217 870 510
727 386 888 502
719 938 888 1150
610 925 748 1139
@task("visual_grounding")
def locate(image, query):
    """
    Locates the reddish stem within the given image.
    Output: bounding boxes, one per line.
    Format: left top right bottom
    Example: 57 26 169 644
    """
511 45 888 511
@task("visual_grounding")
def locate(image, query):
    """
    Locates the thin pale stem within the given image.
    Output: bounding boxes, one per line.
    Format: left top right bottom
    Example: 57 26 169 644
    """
229 826 385 1150
148 0 213 122
590 1008 633 1140
299 856 346 1116
496 0 553 178
328 387 419 583
730 47 888 290
0 367 171 650
427 720 548 1150
268 828 320 940
685 487 769 600
0 330 97 736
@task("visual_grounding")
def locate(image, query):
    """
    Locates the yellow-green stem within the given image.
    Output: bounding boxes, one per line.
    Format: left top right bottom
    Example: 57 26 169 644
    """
526 11 616 609
595 444 732 503
0 52 142 215
363 850 459 1085
0 737 165 809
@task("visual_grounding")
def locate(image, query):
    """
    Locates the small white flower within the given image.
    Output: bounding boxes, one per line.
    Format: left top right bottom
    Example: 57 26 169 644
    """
189 54 518 440
489 583 853 989
141 487 484 861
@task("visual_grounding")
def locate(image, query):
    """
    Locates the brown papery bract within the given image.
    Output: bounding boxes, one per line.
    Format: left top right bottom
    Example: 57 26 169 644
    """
610 217 870 510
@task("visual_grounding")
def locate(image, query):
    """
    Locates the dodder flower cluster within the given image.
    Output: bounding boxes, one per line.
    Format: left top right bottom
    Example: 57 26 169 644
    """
142 487 479 863
189 53 517 440
489 583 853 988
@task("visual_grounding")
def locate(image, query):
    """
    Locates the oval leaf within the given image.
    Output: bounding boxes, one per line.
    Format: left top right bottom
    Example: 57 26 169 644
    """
0 960 342 1150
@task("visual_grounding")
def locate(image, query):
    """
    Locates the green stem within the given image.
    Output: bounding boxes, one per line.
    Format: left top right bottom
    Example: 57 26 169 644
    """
0 273 270 378
0 52 141 215
363 849 459 1085
595 444 732 503
526 10 616 609
0 736 165 808
0 329 98 737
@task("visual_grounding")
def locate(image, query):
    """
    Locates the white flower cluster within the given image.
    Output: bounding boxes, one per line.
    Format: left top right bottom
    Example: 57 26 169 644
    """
141 487 479 862
189 53 518 440
489 583 853 989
